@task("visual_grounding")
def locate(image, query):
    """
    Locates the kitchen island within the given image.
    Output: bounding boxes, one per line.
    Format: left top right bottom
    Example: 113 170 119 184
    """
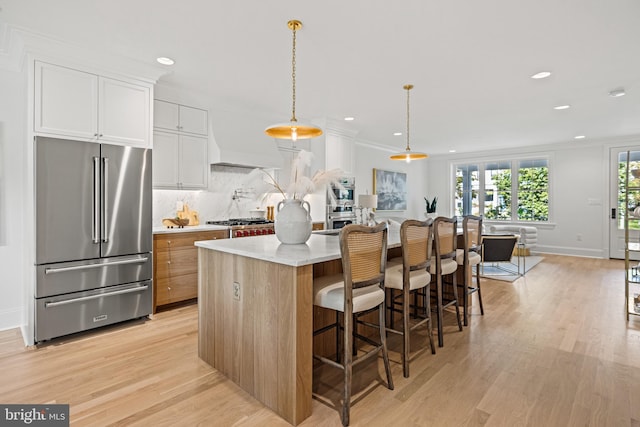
195 231 401 425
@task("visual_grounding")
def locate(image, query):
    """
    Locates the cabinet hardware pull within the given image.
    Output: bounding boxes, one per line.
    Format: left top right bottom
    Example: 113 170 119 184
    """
44 284 149 307
44 257 149 274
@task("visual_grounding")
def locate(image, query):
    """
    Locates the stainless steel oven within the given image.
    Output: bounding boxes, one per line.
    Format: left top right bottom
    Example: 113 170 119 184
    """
330 177 355 206
327 177 356 228
328 217 355 229
327 208 357 229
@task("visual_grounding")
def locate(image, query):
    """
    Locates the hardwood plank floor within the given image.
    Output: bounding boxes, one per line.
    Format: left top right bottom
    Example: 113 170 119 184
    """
1 254 640 426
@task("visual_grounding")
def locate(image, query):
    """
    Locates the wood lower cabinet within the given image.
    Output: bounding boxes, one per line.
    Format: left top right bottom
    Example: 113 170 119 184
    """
153 230 228 312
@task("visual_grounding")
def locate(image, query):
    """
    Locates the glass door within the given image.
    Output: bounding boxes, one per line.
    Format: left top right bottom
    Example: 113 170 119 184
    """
610 147 640 259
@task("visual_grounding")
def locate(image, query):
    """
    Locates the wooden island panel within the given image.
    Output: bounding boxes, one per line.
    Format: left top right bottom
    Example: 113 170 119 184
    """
198 248 313 425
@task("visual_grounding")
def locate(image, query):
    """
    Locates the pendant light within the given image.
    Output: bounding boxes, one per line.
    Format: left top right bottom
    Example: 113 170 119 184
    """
265 20 323 141
390 84 427 162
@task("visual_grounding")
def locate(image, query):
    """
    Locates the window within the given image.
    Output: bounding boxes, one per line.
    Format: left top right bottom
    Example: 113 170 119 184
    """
455 158 549 222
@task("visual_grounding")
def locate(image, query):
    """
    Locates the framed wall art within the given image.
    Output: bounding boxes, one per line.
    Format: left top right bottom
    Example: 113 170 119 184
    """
373 168 407 211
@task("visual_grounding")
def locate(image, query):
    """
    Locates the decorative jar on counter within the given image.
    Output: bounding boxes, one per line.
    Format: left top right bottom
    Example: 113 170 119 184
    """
275 199 312 244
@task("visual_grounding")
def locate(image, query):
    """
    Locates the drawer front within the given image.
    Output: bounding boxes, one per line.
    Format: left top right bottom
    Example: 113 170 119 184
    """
35 281 152 342
154 248 197 280
36 254 152 298
154 230 228 252
156 273 198 306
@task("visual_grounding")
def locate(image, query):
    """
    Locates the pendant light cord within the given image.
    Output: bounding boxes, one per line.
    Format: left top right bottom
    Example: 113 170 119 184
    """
291 26 297 123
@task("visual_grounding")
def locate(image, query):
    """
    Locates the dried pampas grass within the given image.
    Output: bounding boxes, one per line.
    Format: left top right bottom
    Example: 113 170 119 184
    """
244 150 344 202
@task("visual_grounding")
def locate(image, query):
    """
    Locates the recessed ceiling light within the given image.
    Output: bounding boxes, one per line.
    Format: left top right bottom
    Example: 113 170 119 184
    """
609 88 626 97
554 104 571 110
344 117 355 121
449 149 456 153
574 135 586 139
531 71 552 79
156 57 175 65
393 132 402 136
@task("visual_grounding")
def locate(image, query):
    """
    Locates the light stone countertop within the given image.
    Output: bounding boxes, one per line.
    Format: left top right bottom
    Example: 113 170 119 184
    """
195 229 401 267
153 224 230 234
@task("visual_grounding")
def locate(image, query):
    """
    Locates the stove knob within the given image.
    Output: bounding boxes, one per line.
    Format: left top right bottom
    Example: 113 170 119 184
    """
255 229 263 235
235 230 242 238
268 229 275 234
250 229 256 236
242 230 249 237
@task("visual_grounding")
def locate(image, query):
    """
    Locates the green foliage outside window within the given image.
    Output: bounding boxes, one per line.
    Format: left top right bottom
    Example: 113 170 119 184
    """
455 160 549 222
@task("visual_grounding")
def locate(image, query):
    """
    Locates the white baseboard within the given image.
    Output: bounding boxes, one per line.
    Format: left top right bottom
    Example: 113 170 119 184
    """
533 245 605 259
0 306 24 332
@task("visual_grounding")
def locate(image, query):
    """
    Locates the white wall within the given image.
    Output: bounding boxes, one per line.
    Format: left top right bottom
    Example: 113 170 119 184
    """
426 140 628 258
353 141 428 222
0 66 27 331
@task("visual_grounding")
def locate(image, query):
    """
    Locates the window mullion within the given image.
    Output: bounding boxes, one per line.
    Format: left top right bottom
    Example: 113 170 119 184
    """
479 163 485 215
512 162 518 220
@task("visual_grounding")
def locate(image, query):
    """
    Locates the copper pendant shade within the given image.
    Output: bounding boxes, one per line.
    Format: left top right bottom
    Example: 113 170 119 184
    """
264 20 322 141
390 84 427 162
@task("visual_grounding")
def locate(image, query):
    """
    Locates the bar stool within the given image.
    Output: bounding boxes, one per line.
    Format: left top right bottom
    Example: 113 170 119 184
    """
312 222 394 426
456 215 484 326
385 219 436 378
430 216 463 347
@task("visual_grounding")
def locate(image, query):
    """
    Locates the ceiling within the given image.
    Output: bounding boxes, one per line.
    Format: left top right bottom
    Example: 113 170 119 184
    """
2 0 640 155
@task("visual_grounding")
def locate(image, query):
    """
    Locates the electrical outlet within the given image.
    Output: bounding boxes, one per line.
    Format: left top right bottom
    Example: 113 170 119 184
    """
176 200 184 211
577 234 582 241
233 282 241 301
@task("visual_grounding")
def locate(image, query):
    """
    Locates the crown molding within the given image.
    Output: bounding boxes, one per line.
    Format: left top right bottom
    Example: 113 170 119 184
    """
0 22 26 72
0 22 167 83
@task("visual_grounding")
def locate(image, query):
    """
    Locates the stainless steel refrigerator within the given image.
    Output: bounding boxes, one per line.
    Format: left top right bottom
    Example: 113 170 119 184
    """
34 136 152 342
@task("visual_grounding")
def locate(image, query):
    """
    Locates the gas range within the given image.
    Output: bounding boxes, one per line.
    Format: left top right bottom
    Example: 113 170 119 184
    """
206 218 273 226
206 218 275 238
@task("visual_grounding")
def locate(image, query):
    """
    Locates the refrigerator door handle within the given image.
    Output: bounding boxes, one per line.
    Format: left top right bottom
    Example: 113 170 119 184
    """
102 156 109 243
44 256 150 275
92 156 100 243
44 285 149 308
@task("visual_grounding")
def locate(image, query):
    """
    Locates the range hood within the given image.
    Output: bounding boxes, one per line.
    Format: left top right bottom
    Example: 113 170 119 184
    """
210 108 286 169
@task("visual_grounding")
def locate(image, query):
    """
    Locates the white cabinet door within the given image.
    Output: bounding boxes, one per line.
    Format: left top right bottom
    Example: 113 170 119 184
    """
35 61 151 147
35 61 98 140
179 105 208 135
179 135 208 189
153 100 208 136
153 99 179 132
152 132 180 188
99 77 150 147
152 132 207 190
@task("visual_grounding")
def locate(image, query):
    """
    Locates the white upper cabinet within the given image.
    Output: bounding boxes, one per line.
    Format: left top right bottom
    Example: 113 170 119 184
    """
152 131 208 190
34 61 151 147
98 78 150 146
154 100 208 135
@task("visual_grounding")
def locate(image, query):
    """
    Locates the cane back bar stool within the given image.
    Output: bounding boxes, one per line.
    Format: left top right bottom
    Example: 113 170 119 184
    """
456 215 484 326
385 219 436 378
312 223 394 426
430 216 463 347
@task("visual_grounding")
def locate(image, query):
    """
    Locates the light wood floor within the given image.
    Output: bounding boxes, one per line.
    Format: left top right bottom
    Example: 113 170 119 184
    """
1 254 640 426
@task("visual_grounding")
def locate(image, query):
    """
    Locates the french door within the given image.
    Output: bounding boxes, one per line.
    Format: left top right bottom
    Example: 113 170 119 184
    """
610 147 640 259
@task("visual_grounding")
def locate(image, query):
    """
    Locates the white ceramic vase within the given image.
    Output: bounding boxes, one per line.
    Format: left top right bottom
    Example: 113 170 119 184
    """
275 199 312 244
424 212 438 220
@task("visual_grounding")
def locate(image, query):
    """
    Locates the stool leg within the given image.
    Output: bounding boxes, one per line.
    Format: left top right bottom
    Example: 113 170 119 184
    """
451 272 463 331
402 287 410 378
426 284 436 354
476 266 484 315
379 301 394 390
342 310 353 426
436 274 444 348
460 275 469 327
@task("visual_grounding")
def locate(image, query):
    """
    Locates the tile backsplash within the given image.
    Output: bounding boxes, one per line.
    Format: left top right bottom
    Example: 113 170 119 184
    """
153 166 261 226
152 165 326 226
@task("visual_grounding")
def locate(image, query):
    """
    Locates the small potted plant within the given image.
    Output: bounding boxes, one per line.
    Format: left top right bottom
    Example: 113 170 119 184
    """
424 196 438 219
